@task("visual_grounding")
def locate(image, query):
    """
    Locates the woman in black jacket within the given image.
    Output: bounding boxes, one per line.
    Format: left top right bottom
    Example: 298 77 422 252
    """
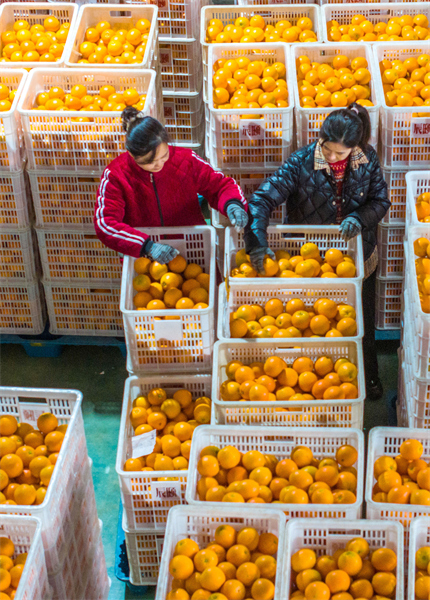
244 103 390 400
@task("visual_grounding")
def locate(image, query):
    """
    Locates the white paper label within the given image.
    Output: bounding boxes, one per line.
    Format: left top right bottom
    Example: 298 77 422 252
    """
239 120 265 140
163 102 176 120
411 118 430 138
159 48 172 67
131 429 156 458
151 480 182 502
18 403 48 429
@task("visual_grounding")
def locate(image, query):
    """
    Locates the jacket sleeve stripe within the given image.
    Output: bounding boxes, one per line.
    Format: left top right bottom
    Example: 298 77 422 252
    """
191 151 247 206
96 169 144 245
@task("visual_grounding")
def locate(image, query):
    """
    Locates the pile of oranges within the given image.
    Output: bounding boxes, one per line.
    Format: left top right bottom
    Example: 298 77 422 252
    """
380 53 430 109
413 237 430 314
0 16 71 63
196 442 358 505
123 386 211 473
167 525 279 600
327 13 430 43
34 84 146 112
0 536 28 600
0 85 17 113
415 546 430 600
289 538 397 599
132 255 210 311
297 54 374 109
206 14 317 44
415 190 430 222
77 18 151 65
232 244 357 279
229 298 358 340
371 438 430 505
0 412 66 506
212 57 288 109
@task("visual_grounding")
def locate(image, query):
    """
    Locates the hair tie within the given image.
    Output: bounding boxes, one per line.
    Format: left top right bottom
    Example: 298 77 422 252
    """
127 112 145 130
350 107 359 115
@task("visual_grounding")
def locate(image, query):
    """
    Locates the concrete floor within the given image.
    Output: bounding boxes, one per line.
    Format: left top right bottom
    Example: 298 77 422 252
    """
0 339 399 599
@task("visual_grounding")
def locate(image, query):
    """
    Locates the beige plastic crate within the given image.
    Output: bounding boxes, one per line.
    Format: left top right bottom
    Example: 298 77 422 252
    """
0 69 27 172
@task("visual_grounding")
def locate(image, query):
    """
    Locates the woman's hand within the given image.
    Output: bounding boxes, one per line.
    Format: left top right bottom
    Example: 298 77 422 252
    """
339 217 361 241
146 241 179 264
226 203 248 232
249 247 276 275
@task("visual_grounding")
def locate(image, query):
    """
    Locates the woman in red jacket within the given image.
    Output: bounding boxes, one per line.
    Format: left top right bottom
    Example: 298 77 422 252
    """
94 108 248 263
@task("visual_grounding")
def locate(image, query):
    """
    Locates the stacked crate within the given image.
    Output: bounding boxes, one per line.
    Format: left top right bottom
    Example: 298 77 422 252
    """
0 387 109 600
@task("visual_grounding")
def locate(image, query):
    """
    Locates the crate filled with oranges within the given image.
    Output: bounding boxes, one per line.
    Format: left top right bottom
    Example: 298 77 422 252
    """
0 280 45 334
406 170 430 227
207 42 294 170
17 68 158 171
407 517 430 600
291 42 380 149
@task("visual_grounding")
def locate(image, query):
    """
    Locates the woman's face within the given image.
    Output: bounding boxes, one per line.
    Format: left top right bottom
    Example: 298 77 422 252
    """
321 141 353 164
132 143 170 173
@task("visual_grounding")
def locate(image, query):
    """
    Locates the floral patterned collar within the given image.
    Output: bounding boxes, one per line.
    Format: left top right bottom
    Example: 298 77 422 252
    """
314 139 368 173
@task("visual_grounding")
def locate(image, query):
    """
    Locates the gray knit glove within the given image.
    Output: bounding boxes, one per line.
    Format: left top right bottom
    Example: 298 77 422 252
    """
249 247 275 275
226 203 248 232
339 217 361 241
145 241 179 264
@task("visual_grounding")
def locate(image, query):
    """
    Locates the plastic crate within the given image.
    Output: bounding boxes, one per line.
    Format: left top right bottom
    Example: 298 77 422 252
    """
65 4 158 70
366 426 430 558
187 426 364 518
123 521 164 586
0 3 78 69
322 2 430 43
159 39 202 93
43 280 123 336
207 42 294 171
163 92 204 144
238 0 317 5
0 169 30 228
123 0 208 39
0 227 38 282
403 282 430 379
402 345 430 429
121 226 215 375
0 280 45 334
0 69 27 172
377 223 405 278
374 42 430 167
382 167 409 225
81 534 110 600
292 42 380 149
201 4 322 102
212 338 365 427
36 228 122 282
375 275 403 330
406 170 430 229
1 516 52 600
17 68 158 172
282 518 404 600
407 517 430 600
116 374 212 529
0 387 87 572
155 505 286 600
225 224 365 283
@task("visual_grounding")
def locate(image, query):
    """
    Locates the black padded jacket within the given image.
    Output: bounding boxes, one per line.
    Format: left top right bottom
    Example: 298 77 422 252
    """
244 141 390 261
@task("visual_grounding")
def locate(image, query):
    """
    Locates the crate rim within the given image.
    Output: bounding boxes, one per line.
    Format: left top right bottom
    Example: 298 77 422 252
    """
0 68 27 118
42 277 121 290
407 516 430 600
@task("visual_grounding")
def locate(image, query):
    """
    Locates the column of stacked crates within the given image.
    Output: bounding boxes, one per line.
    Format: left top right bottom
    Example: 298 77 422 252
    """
0 387 109 600
16 3 161 336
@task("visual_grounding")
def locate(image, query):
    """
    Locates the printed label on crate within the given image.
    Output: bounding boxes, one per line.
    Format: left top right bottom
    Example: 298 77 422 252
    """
151 480 182 502
155 0 167 7
131 429 156 458
159 47 172 67
18 403 49 429
239 120 265 140
241 177 264 198
163 101 176 120
411 118 430 138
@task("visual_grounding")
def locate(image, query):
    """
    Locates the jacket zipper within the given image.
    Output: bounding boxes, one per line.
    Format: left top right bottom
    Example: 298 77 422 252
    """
150 173 164 226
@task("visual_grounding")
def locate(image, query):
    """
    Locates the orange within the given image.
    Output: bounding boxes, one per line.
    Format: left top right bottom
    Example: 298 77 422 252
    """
236 562 260 587
315 466 339 487
296 569 321 592
198 456 219 477
291 549 316 572
226 544 251 567
373 456 397 478
370 547 397 571
237 528 259 551
291 446 313 468
257 533 278 556
400 438 423 460
378 469 402 492
325 570 350 594
199 567 226 592
371 572 396 596
251 578 275 600
315 555 336 579
194 549 219 572
337 551 362 576
303 581 330 599
0 537 14 557
336 445 358 467
215 525 237 549
0 454 23 479
170 555 195 580
0 417 17 436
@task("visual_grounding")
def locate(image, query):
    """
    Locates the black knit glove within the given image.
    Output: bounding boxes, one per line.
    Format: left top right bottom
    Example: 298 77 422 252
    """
339 217 361 241
249 247 275 275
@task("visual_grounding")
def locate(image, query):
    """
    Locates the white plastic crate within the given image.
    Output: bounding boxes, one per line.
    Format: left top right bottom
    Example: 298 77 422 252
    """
366 426 430 558
201 4 322 102
406 170 430 229
0 280 45 334
238 0 317 5
212 338 365 427
282 518 404 600
0 3 78 69
36 228 122 282
0 69 27 172
43 280 123 336
407 517 430 600
28 169 101 229
123 521 164 586
0 387 87 572
322 2 430 43
375 275 402 330
17 68 158 172
163 92 204 144
374 42 430 167
292 42 380 149
0 169 30 228
402 345 430 429
121 226 215 375
403 283 430 380
159 39 202 93
116 374 212 530
1 516 52 600
123 0 208 39
155 505 286 600
377 223 405 278
81 535 110 600
0 227 38 282
65 4 158 70
225 224 364 283
187 426 364 519
382 168 409 225
207 42 295 170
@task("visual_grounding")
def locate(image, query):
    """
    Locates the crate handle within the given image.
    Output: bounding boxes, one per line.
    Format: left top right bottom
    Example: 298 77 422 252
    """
109 10 132 18
31 9 54 16
275 348 302 354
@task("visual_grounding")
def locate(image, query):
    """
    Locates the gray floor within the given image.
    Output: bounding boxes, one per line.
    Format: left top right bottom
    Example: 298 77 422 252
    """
0 339 399 599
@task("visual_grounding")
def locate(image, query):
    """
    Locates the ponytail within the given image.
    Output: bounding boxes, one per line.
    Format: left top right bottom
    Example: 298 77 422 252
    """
319 102 371 149
121 107 169 161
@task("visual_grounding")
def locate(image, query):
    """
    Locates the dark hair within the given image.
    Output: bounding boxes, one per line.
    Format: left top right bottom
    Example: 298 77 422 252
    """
319 103 371 149
122 107 169 162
